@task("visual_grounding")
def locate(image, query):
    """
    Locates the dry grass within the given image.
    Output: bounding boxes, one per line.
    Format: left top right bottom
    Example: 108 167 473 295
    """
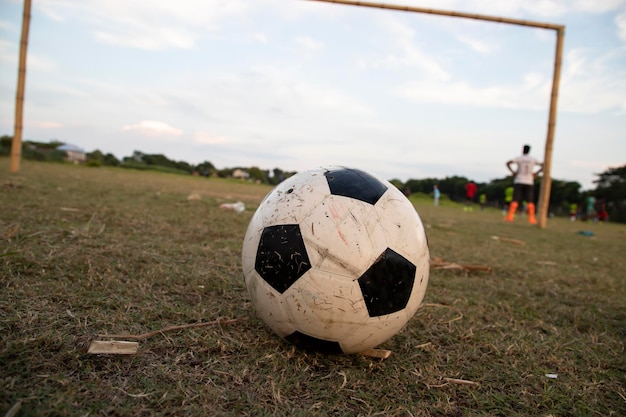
1 159 625 416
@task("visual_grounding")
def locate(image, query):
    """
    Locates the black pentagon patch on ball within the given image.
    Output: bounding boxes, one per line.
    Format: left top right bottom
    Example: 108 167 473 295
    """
285 331 344 354
255 224 311 294
358 248 416 317
324 168 388 205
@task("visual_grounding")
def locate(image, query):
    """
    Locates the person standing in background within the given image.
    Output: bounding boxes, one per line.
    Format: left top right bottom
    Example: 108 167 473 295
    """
479 193 487 211
569 202 578 221
464 181 477 211
503 186 514 215
505 145 543 224
433 185 440 206
585 195 596 222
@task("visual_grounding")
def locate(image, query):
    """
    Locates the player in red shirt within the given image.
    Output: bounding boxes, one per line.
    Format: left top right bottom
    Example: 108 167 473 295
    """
464 181 477 211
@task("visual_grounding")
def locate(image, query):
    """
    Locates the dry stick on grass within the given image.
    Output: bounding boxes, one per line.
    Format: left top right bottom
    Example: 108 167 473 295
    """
3 402 22 417
443 377 480 387
359 348 392 359
422 303 464 325
430 257 492 273
491 235 526 245
97 317 246 341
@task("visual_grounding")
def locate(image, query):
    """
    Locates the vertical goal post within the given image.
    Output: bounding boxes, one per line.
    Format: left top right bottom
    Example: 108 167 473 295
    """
304 0 565 229
10 0 32 174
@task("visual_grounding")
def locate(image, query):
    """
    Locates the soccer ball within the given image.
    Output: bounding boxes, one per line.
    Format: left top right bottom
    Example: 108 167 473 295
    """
241 166 429 354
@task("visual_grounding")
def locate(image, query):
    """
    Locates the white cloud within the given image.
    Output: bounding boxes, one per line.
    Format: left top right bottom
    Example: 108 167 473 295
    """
395 76 550 110
35 121 63 129
252 33 268 44
616 10 626 43
569 160 619 170
530 0 569 17
396 52 626 114
559 48 626 113
358 15 450 81
35 0 252 50
380 0 626 17
0 39 15 64
122 120 183 137
27 54 58 72
193 131 228 145
0 20 16 31
291 81 372 115
0 40 57 72
569 0 626 14
179 64 374 120
94 26 194 50
455 34 496 54
295 36 323 51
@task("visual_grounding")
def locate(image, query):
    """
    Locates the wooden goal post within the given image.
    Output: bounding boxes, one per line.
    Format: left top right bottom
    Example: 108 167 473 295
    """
304 0 565 229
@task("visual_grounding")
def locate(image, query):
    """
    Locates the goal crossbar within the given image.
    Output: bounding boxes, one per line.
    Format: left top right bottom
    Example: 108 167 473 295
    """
304 0 565 229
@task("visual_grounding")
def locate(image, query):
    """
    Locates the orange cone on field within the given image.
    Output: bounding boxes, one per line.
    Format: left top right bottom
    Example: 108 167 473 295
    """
528 203 537 224
505 202 518 222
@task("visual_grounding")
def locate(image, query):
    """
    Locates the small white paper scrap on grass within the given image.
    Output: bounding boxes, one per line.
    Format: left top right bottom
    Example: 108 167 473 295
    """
219 201 245 213
88 340 139 355
545 373 558 379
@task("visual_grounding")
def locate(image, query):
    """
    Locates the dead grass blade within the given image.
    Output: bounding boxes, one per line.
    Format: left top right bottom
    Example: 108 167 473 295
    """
422 303 464 325
359 348 392 359
97 317 247 341
443 377 480 387
430 257 492 273
3 402 22 417
490 235 525 245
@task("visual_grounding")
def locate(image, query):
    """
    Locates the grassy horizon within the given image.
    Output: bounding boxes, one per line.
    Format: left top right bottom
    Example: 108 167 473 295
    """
1 159 625 416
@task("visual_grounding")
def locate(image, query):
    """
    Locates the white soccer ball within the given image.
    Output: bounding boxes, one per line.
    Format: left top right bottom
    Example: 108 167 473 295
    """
241 167 429 354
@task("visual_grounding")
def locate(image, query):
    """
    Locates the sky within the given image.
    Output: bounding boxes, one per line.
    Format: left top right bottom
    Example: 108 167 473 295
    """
0 0 625 190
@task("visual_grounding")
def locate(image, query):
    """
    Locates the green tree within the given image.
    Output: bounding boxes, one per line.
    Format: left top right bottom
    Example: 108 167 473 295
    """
546 179 581 216
86 149 104 166
0 135 12 155
247 166 266 183
196 160 216 177
103 153 120 166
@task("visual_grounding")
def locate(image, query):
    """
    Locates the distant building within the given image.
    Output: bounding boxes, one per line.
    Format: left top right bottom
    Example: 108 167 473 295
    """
232 169 250 180
57 144 86 164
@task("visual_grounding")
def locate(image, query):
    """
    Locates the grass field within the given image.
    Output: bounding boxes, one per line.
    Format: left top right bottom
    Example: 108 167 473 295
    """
1 159 625 416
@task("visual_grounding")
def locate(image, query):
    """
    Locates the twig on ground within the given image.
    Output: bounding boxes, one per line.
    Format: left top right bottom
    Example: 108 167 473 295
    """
116 388 153 398
3 402 22 417
430 257 492 273
491 235 525 245
97 317 247 341
422 303 464 325
443 377 480 386
536 261 557 266
359 348 392 359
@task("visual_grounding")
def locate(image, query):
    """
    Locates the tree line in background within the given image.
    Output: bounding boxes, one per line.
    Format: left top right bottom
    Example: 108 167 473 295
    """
2 135 624 223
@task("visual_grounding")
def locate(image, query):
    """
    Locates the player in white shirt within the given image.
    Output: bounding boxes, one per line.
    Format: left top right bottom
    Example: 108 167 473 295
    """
505 145 543 224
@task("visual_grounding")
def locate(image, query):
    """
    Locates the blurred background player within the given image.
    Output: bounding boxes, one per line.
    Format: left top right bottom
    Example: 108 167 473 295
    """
505 145 543 224
503 186 514 215
464 181 477 211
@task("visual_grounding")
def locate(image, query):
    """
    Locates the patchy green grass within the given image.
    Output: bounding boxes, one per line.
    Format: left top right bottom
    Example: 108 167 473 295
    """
1 159 625 416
